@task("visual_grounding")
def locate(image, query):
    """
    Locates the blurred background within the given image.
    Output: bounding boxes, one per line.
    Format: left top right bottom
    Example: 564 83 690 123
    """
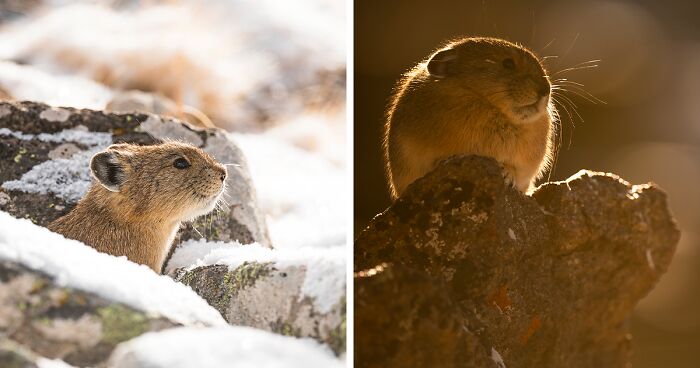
0 0 347 251
355 0 700 366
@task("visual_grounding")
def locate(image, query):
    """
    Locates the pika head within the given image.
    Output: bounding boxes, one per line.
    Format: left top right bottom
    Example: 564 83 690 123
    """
423 37 551 124
89 141 227 222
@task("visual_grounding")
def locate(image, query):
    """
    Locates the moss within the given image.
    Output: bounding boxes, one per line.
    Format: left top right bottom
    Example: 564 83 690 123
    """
96 304 149 345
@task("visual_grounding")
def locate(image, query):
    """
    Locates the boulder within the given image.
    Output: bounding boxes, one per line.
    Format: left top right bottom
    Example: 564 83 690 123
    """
355 155 679 368
174 261 346 355
0 261 177 367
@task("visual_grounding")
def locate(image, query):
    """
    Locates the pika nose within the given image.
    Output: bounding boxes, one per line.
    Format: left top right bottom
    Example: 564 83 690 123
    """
219 168 227 182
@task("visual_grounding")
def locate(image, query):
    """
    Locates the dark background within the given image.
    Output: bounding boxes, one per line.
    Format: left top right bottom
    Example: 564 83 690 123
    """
355 0 700 366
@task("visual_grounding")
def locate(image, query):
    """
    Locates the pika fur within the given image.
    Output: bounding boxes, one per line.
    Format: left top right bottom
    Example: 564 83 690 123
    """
48 141 227 273
384 37 555 199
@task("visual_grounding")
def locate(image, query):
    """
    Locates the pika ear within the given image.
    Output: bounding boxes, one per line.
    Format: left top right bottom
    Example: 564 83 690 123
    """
90 150 127 192
427 48 459 78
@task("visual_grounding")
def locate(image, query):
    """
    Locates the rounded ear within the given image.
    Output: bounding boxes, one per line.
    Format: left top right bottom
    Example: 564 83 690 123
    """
427 48 459 78
90 150 127 192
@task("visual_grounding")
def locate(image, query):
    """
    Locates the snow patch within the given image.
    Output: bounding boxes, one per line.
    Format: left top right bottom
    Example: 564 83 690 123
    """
108 326 342 368
167 240 345 314
232 133 346 251
0 211 225 326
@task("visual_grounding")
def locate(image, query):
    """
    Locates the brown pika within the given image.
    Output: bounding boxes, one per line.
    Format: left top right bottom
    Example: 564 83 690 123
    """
48 141 227 273
384 37 555 199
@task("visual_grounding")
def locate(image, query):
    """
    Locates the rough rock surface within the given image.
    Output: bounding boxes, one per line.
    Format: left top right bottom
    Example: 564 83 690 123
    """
175 262 346 355
0 261 177 367
355 155 680 368
0 100 271 266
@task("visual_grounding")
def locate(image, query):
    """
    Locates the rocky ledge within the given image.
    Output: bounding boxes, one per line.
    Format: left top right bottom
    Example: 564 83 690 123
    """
355 155 679 368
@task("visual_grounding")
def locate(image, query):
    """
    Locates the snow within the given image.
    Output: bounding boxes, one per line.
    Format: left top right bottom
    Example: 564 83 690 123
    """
37 358 75 368
109 326 342 368
167 240 345 314
0 1 345 129
231 133 346 250
0 61 113 110
0 211 225 327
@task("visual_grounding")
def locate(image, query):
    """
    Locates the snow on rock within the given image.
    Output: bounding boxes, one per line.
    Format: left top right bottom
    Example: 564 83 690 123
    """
0 60 113 110
167 240 346 354
167 240 345 314
0 210 225 327
108 326 343 368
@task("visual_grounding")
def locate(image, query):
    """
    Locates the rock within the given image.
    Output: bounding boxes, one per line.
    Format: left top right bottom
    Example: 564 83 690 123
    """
175 262 346 355
106 90 216 129
355 155 680 368
0 339 41 368
0 100 271 270
0 260 177 367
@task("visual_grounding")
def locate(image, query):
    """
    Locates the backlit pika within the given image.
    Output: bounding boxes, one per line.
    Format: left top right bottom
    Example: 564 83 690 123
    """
384 37 555 199
48 141 227 273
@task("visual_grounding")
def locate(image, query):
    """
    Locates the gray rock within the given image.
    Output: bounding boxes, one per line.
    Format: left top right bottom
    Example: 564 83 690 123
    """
0 101 271 272
355 155 679 368
0 261 177 367
175 262 346 355
0 339 41 368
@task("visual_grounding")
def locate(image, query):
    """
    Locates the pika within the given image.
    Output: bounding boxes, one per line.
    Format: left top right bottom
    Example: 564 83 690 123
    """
48 141 227 273
384 37 555 199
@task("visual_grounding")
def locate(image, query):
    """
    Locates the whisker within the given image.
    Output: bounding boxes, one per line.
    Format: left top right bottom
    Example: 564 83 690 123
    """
553 63 599 75
552 82 606 104
542 38 556 52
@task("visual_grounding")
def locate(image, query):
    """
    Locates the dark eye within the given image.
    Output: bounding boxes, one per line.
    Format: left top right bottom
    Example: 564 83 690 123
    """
502 58 516 70
173 158 190 169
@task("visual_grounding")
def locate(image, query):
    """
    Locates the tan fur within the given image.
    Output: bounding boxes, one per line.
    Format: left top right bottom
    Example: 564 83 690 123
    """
384 37 556 199
48 141 227 273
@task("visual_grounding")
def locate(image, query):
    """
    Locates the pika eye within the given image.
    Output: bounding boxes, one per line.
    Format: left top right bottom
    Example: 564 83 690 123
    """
173 157 190 169
502 58 516 70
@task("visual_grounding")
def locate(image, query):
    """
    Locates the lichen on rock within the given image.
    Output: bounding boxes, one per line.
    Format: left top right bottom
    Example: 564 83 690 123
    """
0 261 177 367
176 261 346 355
355 155 680 368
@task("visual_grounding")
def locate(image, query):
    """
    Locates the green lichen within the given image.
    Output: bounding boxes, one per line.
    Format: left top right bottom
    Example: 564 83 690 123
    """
96 304 149 345
270 319 301 337
0 350 31 368
13 148 26 163
218 262 272 313
179 270 195 286
326 296 347 355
